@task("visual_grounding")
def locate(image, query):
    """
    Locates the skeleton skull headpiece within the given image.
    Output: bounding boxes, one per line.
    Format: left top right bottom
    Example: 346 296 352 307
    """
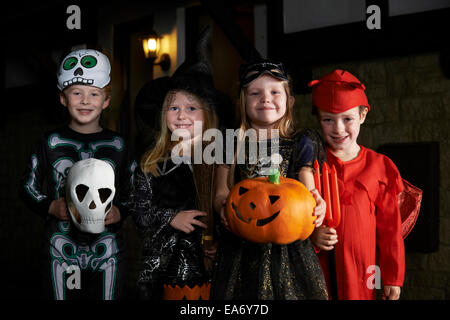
57 49 111 90
66 158 116 234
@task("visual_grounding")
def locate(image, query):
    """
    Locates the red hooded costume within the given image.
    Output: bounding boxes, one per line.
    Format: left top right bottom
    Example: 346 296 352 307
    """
309 70 405 300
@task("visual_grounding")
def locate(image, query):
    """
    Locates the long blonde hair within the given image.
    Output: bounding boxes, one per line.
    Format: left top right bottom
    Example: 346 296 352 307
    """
228 77 295 187
140 89 218 176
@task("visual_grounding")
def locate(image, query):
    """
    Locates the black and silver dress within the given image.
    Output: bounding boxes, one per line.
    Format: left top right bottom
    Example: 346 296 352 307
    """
211 130 329 300
130 158 209 299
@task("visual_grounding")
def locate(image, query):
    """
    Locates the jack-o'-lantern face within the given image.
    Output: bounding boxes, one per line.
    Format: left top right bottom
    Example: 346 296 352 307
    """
225 171 316 244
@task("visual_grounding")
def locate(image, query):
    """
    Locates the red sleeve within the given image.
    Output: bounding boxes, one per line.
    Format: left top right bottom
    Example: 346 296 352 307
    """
375 157 405 287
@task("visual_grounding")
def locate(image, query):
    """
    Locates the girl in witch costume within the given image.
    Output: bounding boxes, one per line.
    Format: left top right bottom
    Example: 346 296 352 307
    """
211 60 329 300
129 27 224 300
309 69 405 300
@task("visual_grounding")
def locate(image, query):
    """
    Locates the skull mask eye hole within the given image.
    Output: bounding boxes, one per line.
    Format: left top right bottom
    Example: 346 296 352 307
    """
81 55 97 68
98 188 112 203
63 57 78 70
75 184 89 202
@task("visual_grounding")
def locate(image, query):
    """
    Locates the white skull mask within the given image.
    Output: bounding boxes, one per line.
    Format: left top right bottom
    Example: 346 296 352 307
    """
66 158 116 234
57 49 111 90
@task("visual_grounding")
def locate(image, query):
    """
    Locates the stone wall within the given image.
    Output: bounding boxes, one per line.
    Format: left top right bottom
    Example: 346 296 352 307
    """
293 52 450 299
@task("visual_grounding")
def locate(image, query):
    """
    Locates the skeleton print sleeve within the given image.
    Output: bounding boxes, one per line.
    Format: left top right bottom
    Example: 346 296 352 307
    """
19 136 53 218
129 168 178 239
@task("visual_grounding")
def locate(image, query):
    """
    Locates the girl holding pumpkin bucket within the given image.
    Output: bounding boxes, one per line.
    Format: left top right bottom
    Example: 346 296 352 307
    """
211 60 329 300
129 27 228 300
309 69 405 300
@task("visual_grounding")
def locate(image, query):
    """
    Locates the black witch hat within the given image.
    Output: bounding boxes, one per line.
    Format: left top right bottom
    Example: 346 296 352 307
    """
170 26 217 105
134 26 233 150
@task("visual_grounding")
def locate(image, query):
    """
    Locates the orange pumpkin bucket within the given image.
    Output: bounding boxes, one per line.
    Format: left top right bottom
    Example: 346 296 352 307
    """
225 169 316 244
163 282 211 300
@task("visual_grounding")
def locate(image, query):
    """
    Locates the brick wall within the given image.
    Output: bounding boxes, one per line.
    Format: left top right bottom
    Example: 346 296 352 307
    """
293 52 450 299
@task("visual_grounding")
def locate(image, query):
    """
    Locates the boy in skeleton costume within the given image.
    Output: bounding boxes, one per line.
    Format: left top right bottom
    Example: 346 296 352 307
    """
19 49 136 300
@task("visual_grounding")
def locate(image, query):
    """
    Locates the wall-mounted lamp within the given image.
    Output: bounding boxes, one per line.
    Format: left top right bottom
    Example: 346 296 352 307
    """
142 34 171 71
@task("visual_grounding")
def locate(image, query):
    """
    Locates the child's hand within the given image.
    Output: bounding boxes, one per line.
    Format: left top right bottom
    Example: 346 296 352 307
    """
49 197 70 221
383 285 401 300
218 199 230 230
310 189 326 227
105 205 121 225
203 241 218 260
311 226 338 251
170 210 207 234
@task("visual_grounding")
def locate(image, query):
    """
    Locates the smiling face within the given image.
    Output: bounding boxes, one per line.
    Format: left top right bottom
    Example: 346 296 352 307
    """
165 90 205 140
318 106 368 158
60 84 110 133
244 74 288 130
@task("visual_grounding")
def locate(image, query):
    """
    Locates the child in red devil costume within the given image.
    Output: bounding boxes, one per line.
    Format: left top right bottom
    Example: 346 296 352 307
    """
309 70 405 300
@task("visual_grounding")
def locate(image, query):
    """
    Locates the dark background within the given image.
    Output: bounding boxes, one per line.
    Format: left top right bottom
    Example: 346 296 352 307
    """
2 0 449 300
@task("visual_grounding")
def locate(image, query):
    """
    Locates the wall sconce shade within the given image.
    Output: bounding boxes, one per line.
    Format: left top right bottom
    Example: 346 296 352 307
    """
142 33 171 71
142 36 159 59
